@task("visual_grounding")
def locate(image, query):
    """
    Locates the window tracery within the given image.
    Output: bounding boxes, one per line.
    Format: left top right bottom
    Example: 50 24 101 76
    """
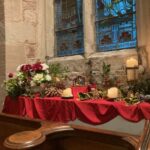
55 0 84 56
95 0 137 51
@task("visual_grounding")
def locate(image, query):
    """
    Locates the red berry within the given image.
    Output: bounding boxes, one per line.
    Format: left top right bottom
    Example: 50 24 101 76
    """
8 73 13 78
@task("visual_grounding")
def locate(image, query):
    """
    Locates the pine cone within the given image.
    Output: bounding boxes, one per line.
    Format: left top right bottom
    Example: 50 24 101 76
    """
45 87 62 97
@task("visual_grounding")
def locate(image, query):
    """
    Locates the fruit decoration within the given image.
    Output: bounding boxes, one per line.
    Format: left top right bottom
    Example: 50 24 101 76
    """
78 89 107 100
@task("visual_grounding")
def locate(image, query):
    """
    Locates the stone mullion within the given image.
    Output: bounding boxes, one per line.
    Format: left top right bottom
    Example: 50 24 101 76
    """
45 0 55 58
35 0 47 62
83 0 96 58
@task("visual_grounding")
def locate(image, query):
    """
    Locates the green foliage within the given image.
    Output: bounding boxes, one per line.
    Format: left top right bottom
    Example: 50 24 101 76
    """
4 78 25 98
101 62 111 77
129 77 150 95
100 62 121 88
124 96 139 105
78 89 107 100
78 92 91 100
3 62 69 98
49 63 69 78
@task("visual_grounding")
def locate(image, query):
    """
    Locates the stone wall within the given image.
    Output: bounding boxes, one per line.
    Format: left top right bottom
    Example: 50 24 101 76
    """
49 50 137 86
4 0 47 69
0 0 5 108
0 0 42 109
5 0 37 73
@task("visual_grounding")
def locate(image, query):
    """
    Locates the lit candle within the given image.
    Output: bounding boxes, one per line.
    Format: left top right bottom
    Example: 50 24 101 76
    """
107 87 119 99
126 58 138 68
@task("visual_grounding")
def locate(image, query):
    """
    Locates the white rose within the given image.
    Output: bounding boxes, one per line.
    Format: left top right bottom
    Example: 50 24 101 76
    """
33 73 44 83
45 75 51 81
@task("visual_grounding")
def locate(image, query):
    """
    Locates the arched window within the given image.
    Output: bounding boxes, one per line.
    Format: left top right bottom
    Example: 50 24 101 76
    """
95 0 137 51
55 0 84 56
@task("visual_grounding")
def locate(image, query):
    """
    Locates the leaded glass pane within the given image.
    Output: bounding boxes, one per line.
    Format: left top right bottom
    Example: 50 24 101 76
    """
95 0 137 51
55 0 84 56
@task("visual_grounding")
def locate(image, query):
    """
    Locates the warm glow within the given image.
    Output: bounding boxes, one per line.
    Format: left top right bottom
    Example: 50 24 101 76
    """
107 87 119 99
126 58 138 68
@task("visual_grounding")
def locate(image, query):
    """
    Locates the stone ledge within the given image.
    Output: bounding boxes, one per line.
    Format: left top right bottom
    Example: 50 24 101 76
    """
48 55 85 63
47 49 138 63
87 49 138 59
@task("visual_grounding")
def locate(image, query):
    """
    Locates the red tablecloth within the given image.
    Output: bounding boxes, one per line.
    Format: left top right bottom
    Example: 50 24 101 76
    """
2 96 150 125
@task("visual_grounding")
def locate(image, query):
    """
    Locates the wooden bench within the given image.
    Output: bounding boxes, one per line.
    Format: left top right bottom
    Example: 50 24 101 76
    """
1 113 149 150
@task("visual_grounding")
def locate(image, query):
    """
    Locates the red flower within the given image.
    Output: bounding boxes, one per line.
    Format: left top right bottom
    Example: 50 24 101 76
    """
32 62 43 71
21 64 32 72
8 73 13 78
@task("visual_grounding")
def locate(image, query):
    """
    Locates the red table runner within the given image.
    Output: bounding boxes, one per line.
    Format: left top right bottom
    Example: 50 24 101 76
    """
2 96 150 125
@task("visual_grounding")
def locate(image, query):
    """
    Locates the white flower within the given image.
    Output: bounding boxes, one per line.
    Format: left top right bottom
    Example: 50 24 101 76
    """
16 64 24 72
41 63 49 71
33 73 44 84
45 75 51 81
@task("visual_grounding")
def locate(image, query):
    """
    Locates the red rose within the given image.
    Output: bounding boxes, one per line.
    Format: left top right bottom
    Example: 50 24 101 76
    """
21 64 32 72
8 73 13 78
32 62 43 71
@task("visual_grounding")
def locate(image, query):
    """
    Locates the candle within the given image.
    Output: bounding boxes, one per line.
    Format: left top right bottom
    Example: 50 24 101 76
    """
62 88 73 98
107 87 119 99
126 58 138 68
126 58 138 81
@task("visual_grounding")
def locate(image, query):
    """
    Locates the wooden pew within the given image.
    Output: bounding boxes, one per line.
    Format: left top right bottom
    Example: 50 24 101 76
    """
1 113 149 150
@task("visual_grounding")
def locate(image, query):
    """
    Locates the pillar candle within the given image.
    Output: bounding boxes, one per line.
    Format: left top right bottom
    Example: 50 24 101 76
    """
107 87 119 99
126 58 138 81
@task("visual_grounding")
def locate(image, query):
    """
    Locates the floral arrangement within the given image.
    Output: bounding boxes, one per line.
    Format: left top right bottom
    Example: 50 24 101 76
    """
4 62 69 98
4 62 52 97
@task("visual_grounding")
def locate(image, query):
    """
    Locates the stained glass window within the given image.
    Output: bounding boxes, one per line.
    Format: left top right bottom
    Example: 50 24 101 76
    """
95 0 137 52
55 0 84 56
